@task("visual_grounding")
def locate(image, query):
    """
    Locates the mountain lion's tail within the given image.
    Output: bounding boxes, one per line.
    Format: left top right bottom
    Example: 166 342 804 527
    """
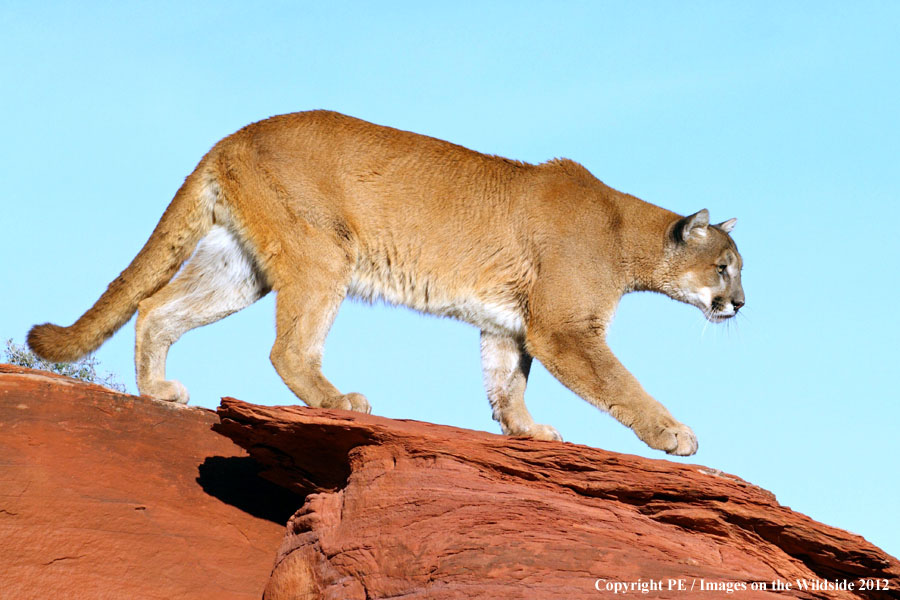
28 163 217 362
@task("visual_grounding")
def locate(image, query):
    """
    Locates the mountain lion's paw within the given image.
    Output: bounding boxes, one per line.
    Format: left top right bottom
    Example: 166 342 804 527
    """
521 423 564 442
143 379 189 405
324 392 371 414
661 422 698 456
634 415 698 456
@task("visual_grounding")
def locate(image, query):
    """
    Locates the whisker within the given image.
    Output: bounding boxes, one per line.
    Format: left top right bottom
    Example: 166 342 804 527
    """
735 311 748 343
699 306 713 339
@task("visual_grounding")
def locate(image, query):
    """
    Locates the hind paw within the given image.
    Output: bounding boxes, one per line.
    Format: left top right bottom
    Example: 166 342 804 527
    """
323 392 371 414
142 379 190 404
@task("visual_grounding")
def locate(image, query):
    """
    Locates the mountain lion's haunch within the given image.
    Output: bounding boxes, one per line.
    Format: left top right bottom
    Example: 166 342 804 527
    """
28 110 744 456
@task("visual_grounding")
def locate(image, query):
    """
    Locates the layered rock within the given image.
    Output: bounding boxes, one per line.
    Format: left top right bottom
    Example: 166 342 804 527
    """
0 365 302 600
215 398 900 600
2 364 897 600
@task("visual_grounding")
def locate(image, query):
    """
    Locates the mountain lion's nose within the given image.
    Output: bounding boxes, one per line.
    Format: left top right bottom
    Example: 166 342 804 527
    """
733 299 744 310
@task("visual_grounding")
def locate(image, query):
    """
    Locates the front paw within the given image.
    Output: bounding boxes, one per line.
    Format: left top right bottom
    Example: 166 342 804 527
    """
628 409 698 455
512 423 564 442
653 422 698 456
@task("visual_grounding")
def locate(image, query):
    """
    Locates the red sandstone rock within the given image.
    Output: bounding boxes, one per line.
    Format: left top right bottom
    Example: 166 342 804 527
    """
215 398 900 600
0 365 301 600
3 364 898 599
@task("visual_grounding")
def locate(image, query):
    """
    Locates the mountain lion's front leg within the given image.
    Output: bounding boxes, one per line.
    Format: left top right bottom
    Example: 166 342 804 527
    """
526 326 697 456
480 331 562 441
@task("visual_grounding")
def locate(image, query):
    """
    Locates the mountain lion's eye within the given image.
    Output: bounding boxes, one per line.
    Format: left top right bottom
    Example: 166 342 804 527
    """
717 265 727 275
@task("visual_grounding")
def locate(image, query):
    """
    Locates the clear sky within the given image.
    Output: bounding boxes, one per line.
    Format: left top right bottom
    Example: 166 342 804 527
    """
3 2 898 558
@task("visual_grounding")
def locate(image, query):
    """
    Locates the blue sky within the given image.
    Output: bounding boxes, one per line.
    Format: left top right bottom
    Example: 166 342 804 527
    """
3 2 898 558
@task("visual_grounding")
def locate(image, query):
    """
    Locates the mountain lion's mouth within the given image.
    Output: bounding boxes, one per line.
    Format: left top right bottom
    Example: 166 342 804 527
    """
706 312 735 323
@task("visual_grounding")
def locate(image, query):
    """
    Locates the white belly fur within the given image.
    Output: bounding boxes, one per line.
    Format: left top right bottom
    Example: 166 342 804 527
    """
347 267 525 337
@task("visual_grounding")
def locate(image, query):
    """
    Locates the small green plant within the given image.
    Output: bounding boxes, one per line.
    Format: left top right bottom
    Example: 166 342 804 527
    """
4 338 126 392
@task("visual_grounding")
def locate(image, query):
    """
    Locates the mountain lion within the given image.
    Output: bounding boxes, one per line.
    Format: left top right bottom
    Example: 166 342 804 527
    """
28 110 744 456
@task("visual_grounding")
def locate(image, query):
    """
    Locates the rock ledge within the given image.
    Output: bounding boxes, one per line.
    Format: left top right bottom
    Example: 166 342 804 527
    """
216 398 900 600
0 365 299 600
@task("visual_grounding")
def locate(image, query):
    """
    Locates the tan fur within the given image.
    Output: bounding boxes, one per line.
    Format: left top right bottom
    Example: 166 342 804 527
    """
28 110 744 455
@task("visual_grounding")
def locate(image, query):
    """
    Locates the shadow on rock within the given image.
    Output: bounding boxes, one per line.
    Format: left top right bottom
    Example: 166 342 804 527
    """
197 455 305 525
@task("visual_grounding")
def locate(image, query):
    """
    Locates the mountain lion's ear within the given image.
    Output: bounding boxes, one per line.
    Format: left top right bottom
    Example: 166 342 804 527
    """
673 209 709 242
716 218 737 233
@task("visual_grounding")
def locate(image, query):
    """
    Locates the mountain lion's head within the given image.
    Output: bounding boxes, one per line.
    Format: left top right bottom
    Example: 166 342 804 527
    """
663 209 744 322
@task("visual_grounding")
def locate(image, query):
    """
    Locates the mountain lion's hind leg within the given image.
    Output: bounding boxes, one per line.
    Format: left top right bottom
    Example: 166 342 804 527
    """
480 332 562 441
135 226 268 403
268 250 371 414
